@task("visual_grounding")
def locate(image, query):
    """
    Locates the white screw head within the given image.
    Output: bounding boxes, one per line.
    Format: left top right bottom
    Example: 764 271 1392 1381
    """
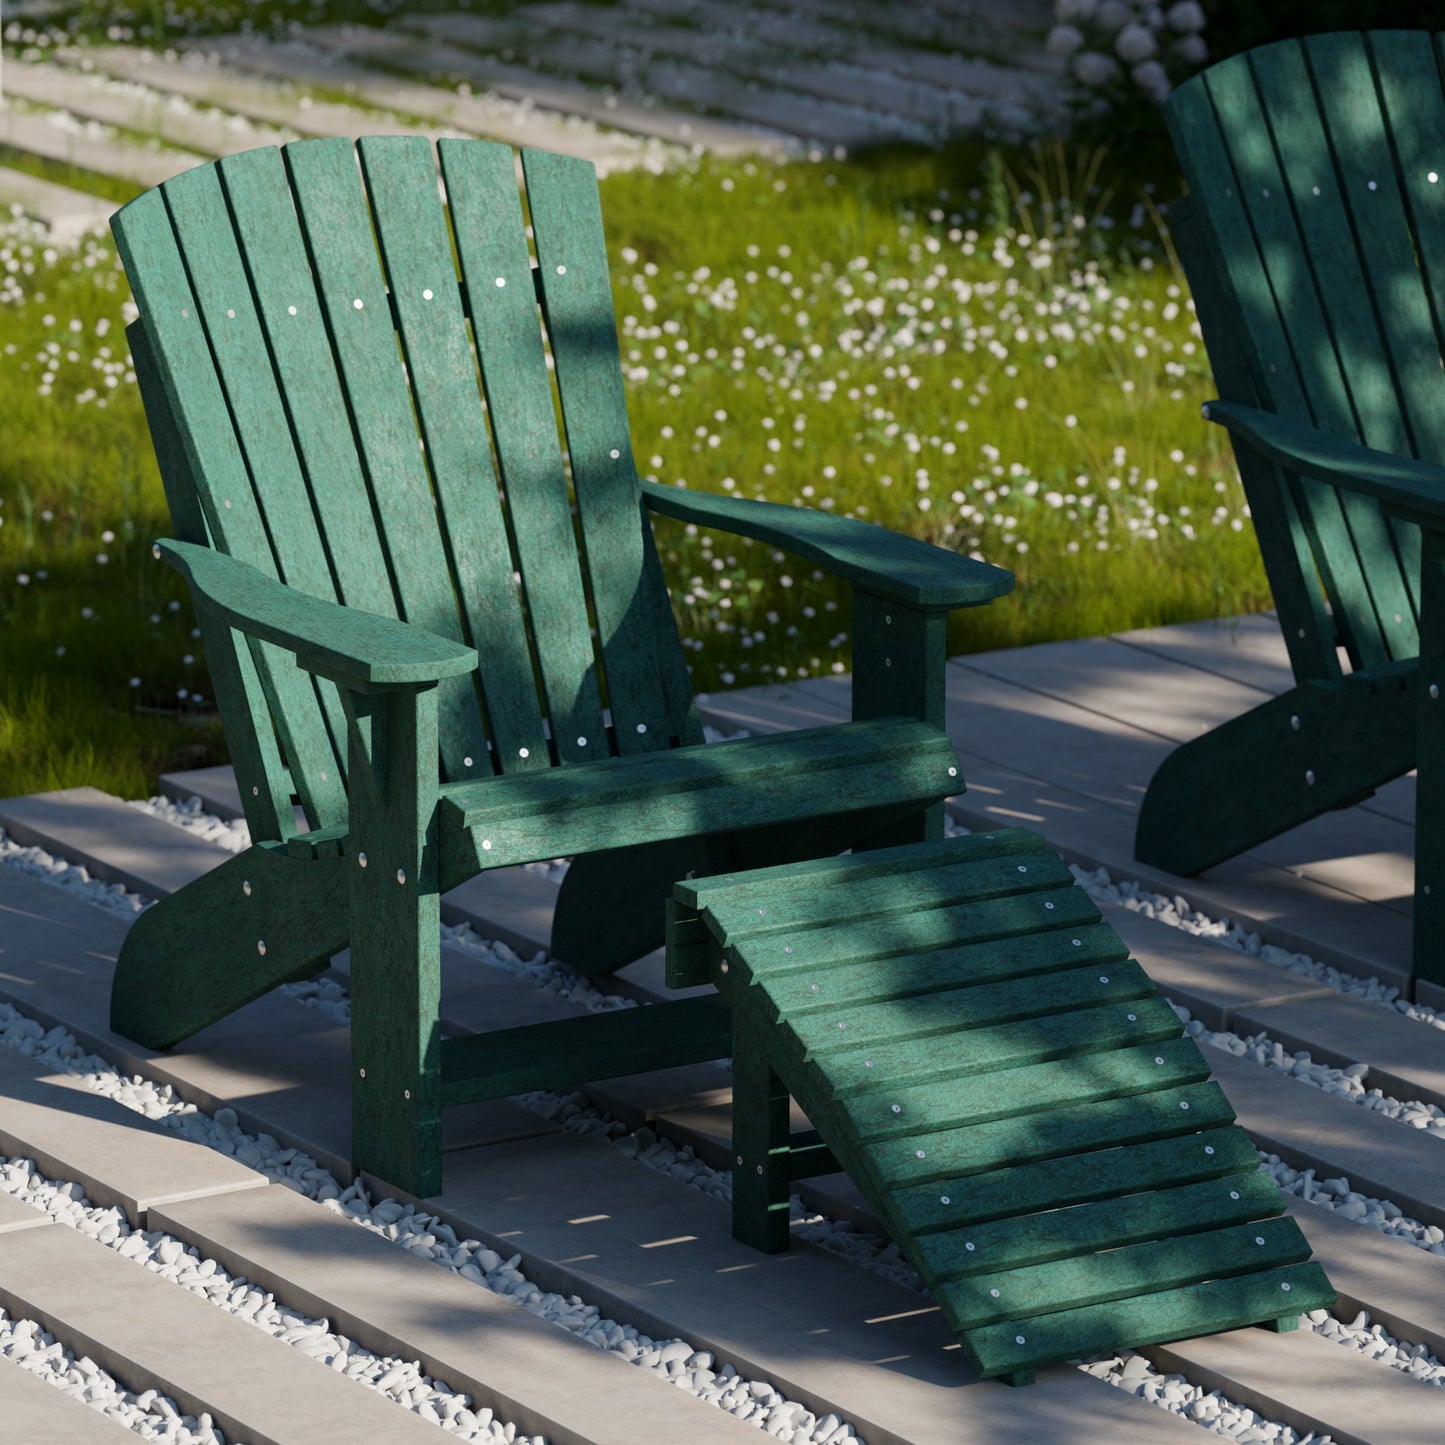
1126 1013 1136 1021
838 1022 846 1030
252 786 259 797
404 1089 411 1100
226 308 235 318
556 264 567 275
947 767 957 777
1431 172 1440 183
464 756 473 767
1305 769 1316 785
577 736 587 747
758 908 766 915
990 1288 1000 1298
864 1060 873 1067
152 544 162 559
519 747 529 758
1205 1145 1214 1155
1230 1190 1240 1200
495 277 506 287
736 1155 743 1166
1431 684 1440 701
940 1196 950 1205
810 984 819 992
1368 180 1378 190
915 1149 925 1158
1154 1056 1165 1065
756 1164 763 1175
482 840 492 850
719 961 729 973
784 946 793 954
243 880 252 896
965 1242 975 1251
397 868 406 885
359 852 367 867
610 448 621 459
1072 939 1082 947
1255 1236 1265 1245
1099 976 1109 984
256 940 266 955
1017 865 1028 873
1290 714 1300 730
1281 1282 1291 1292
1015 1335 1026 1345
423 289 433 300
637 722 647 733
1180 1100 1190 1110
288 304 298 315
1044 902 1055 910
359 1068 366 1078
353 298 363 309
890 1104 901 1114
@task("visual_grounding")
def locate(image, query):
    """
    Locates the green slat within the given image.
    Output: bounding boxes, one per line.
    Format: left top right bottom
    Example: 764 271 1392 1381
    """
798 997 1182 1097
358 136 545 780
727 887 1102 979
918 1169 1285 1289
965 1262 1334 1380
439 995 731 1104
110 186 348 833
867 1080 1235 1189
675 828 1048 912
522 146 697 756
763 921 1129 1015
438 138 611 769
939 1214 1307 1333
217 147 398 624
701 848 1076 943
891 1126 1259 1236
281 137 487 777
1203 50 1399 668
1258 36 1420 654
161 159 352 822
845 1036 1208 1144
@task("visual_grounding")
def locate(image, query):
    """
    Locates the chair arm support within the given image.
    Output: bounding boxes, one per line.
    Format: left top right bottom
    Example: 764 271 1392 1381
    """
1204 401 1445 532
640 479 1014 611
155 539 479 692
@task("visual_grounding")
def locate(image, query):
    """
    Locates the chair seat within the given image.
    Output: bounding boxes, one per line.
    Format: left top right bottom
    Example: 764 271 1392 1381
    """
440 716 961 871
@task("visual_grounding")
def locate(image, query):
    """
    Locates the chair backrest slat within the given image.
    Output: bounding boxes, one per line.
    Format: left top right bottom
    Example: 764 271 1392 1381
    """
436 138 609 767
282 137 491 779
113 186 350 831
355 135 552 778
1167 34 1445 674
522 147 703 754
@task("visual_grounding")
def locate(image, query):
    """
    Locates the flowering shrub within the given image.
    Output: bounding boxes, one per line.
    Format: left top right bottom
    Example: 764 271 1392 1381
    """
1048 0 1210 111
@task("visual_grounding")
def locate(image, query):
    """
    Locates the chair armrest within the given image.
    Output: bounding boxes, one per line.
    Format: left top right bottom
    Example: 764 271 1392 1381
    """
155 539 479 691
640 479 1014 611
1204 400 1445 532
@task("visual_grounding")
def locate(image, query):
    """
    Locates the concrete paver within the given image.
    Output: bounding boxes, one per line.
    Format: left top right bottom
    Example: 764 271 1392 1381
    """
0 105 198 189
0 1223 448 1445
431 1130 1204 1443
1207 1047 1445 1231
154 1182 758 1445
1236 993 1445 1111
1285 1194 1445 1361
0 1350 140 1443
1147 1324 1443 1445
0 162 113 240
0 1190 51 1234
0 1045 266 1222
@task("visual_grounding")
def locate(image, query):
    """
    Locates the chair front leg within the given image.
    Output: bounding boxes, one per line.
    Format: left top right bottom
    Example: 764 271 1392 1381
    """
850 586 948 849
343 681 444 1198
1416 531 1445 992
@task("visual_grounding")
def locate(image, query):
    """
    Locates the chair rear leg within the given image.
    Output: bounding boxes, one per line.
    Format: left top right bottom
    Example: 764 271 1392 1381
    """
1136 674 1415 878
111 844 347 1048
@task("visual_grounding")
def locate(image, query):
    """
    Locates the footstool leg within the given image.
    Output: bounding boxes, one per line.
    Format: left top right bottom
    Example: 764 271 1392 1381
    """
731 1024 792 1253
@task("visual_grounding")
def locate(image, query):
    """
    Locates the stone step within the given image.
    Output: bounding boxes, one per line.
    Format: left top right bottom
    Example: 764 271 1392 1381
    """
0 1223 449 1445
0 1352 140 1444
431 1129 1202 1442
1146 1323 1443 1445
1206 1046 1445 1232
0 103 200 188
1284 1195 1445 1363
0 864 561 1186
354 16 791 154
0 785 235 897
0 1043 267 1222
153 1182 758 1445
0 1191 53 1235
2 56 297 158
184 32 663 172
0 161 112 241
402 11 929 148
65 43 469 148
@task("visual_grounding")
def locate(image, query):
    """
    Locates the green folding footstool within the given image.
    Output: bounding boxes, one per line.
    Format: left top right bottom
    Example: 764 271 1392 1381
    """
666 827 1336 1385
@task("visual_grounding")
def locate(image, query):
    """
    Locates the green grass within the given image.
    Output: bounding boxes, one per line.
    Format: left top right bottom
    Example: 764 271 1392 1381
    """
0 138 1268 803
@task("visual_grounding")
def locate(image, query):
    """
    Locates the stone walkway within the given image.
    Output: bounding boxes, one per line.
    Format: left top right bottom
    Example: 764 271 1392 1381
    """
2 618 1445 1442
0 0 1066 238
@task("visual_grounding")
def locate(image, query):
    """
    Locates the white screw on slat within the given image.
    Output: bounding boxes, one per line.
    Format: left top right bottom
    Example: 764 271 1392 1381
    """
1180 1100 1191 1110
423 289 433 300
359 1068 366 1078
948 767 957 777
637 723 648 733
940 1195 951 1205
358 853 367 867
1230 1190 1240 1200
257 940 266 955
556 265 567 275
1016 1335 1026 1345
1290 715 1300 730
289 305 298 315
1044 902 1055 910
915 1149 925 1159
890 1104 901 1114
404 1090 411 1100
1154 1056 1165 1065
1431 172 1441 184
610 448 620 459
1431 684 1440 700
1127 1013 1137 1021
1099 975 1109 983
1072 939 1082 947
1256 1236 1266 1245
577 737 587 747
1205 1145 1214 1154
353 299 364 309
519 748 529 758
464 756 473 767
397 869 406 885
482 840 492 850
1281 1282 1291 1292
719 961 729 973
1305 770 1316 785
990 1289 1000 1298
495 277 506 288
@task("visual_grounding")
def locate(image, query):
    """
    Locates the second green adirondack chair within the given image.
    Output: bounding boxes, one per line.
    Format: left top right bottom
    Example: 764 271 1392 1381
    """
108 137 1014 1197
1135 30 1445 988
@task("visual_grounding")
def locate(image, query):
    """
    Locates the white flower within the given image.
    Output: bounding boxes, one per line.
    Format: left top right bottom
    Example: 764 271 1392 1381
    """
1167 0 1207 31
1047 23 1086 54
1096 0 1133 30
1133 59 1171 101
1173 33 1208 65
1074 50 1123 86
1115 23 1158 62
1054 0 1097 19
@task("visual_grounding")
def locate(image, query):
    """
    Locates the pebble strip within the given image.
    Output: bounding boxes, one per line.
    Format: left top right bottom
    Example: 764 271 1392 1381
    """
0 1298 229 1444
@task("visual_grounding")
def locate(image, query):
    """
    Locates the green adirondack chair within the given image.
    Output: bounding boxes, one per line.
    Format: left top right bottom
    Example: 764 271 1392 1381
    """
1135 30 1445 987
108 137 1013 1197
